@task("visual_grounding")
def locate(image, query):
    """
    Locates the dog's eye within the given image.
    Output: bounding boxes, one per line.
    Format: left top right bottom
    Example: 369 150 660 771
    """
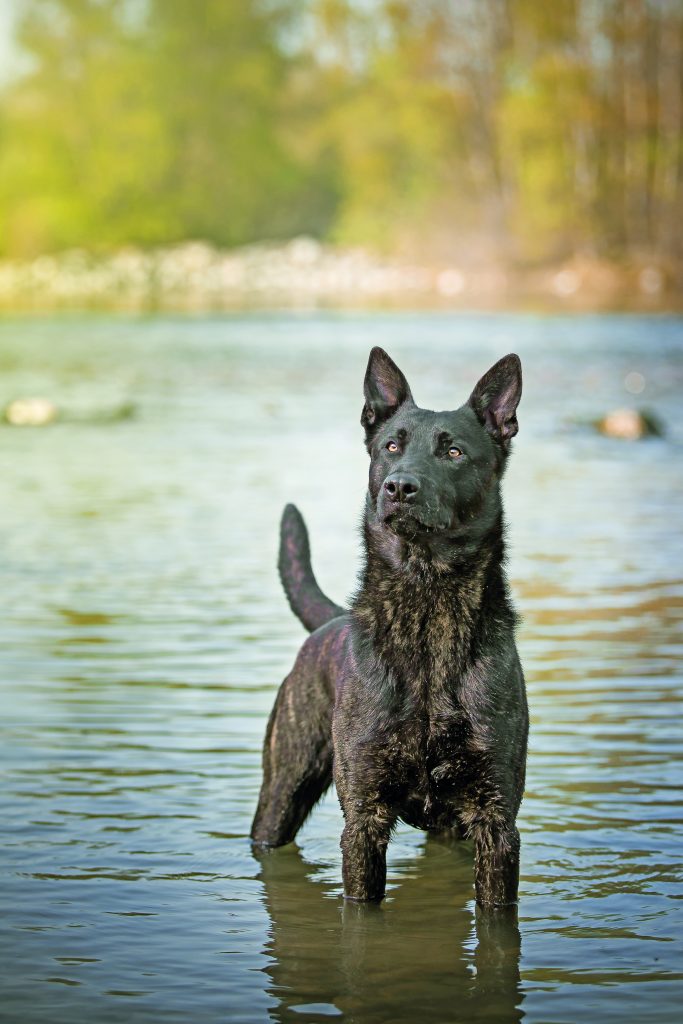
386 440 399 453
448 446 463 459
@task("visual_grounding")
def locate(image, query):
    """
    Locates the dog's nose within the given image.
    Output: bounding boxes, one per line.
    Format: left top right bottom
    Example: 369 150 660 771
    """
383 473 420 502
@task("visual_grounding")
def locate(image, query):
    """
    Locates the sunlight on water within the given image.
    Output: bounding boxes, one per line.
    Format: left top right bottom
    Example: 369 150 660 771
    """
0 313 682 1022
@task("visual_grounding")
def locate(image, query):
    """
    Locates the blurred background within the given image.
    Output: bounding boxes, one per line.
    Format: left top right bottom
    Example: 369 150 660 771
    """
0 0 682 309
1 3 683 1024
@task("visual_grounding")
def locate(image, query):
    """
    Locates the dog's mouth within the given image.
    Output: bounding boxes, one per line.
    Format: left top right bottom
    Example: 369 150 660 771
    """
382 507 449 538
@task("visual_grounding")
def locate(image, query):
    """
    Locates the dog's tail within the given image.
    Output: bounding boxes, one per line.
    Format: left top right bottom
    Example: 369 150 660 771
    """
278 504 346 633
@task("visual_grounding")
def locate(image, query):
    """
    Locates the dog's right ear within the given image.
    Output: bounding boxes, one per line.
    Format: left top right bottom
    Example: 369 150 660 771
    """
361 347 413 445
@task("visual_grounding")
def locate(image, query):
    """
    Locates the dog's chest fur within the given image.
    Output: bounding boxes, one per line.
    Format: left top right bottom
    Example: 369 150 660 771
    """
349 558 497 827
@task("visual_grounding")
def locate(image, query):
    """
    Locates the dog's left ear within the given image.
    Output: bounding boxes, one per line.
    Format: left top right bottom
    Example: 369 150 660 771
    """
468 354 522 447
361 347 413 444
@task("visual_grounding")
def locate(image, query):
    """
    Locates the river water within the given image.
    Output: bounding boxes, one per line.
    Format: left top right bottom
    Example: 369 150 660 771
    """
1 313 682 1023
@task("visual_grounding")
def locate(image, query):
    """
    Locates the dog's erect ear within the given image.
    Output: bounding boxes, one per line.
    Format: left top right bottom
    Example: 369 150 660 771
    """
468 354 522 447
361 347 413 442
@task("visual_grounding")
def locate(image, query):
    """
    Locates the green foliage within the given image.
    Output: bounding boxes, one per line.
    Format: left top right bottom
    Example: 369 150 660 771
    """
0 0 681 264
0 0 176 254
0 0 337 256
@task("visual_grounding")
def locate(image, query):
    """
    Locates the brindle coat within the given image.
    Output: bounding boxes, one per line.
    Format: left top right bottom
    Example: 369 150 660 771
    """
251 348 528 908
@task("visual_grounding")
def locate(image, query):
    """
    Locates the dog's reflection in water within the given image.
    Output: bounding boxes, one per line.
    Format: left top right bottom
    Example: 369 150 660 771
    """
254 835 523 1023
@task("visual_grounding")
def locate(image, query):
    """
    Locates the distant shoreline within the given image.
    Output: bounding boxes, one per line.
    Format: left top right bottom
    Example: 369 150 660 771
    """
0 238 680 314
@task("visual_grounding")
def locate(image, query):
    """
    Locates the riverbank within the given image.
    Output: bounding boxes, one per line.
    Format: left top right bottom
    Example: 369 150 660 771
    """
0 238 679 313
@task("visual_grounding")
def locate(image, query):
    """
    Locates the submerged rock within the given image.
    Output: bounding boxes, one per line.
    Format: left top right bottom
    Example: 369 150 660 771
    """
596 408 663 440
4 397 58 426
3 398 136 427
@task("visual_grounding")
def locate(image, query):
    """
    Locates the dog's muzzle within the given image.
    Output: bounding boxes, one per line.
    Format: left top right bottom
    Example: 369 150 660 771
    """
379 472 452 536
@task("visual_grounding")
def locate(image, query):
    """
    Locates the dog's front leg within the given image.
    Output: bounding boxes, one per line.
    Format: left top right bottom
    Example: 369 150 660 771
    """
340 804 395 902
469 812 520 909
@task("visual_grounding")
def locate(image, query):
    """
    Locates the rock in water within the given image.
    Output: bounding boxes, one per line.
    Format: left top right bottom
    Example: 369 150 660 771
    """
4 397 58 426
597 408 662 440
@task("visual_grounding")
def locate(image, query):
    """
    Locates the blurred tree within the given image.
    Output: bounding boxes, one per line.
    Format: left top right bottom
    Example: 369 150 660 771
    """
0 0 175 254
0 0 681 265
0 0 337 255
146 0 329 246
308 0 683 264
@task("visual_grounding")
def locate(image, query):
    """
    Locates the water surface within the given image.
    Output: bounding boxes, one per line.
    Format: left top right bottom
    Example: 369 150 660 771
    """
1 313 682 1022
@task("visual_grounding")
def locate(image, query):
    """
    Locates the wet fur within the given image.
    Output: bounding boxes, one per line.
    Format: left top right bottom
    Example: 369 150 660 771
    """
252 349 528 909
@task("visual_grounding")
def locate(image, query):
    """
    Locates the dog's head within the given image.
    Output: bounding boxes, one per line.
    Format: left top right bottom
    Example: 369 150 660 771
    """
361 348 522 557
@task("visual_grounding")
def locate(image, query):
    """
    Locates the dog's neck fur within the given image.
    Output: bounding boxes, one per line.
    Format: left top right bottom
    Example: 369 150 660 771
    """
352 512 513 690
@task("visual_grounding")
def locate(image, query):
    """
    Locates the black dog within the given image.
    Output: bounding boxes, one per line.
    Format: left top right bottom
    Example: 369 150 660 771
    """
251 348 528 909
